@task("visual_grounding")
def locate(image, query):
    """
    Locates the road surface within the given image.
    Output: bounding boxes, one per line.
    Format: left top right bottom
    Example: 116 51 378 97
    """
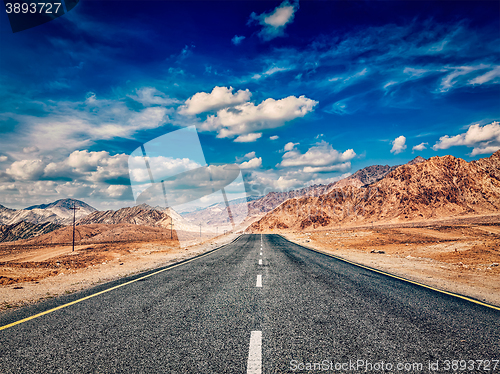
1 234 499 373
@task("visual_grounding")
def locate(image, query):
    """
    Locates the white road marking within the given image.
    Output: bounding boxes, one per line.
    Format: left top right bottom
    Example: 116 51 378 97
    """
247 331 262 374
256 275 262 287
259 259 262 265
260 252 262 256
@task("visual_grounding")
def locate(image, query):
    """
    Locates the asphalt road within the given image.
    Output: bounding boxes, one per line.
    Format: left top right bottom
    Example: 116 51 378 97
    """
0 234 499 373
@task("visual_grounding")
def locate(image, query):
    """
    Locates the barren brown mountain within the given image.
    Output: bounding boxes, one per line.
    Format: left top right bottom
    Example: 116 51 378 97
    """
0 221 63 243
77 204 170 227
182 159 422 227
251 151 500 232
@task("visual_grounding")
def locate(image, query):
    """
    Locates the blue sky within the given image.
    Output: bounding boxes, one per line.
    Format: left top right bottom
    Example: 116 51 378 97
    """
0 0 499 210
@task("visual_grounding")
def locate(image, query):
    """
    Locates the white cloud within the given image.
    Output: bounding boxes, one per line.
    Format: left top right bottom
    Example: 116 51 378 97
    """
5 150 131 186
439 65 489 92
232 35 245 45
67 150 110 171
328 68 369 92
105 185 130 198
269 135 279 140
252 65 294 80
239 157 262 169
128 155 201 184
6 159 46 181
0 156 8 162
390 135 407 154
201 95 317 138
302 162 351 173
234 133 262 143
468 66 500 85
284 142 298 151
432 121 500 156
279 140 356 173
412 142 428 152
180 86 251 115
128 87 179 106
249 0 298 41
23 146 39 154
243 151 256 159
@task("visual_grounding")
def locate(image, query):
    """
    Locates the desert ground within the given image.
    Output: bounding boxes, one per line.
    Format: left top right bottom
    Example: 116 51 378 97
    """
1 215 499 312
281 214 500 307
0 226 239 311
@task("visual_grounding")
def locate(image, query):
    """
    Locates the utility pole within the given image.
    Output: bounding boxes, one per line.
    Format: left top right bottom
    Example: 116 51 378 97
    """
70 203 80 252
199 223 202 238
170 216 173 239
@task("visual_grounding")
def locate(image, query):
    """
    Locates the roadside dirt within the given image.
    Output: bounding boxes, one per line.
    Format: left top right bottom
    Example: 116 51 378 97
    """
283 222 500 307
0 232 239 311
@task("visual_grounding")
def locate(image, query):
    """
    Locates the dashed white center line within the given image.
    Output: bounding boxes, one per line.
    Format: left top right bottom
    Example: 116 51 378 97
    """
256 274 262 287
247 331 262 374
260 252 262 256
259 259 262 265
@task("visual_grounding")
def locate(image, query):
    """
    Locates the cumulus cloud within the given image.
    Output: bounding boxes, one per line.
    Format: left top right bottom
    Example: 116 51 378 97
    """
232 35 245 45
201 95 317 139
243 151 256 159
390 135 407 154
239 157 262 169
128 155 202 184
180 86 251 115
248 0 298 41
412 142 428 152
0 156 8 162
269 135 279 140
279 140 356 173
284 142 298 151
5 150 130 185
432 121 500 156
6 159 46 181
234 133 262 143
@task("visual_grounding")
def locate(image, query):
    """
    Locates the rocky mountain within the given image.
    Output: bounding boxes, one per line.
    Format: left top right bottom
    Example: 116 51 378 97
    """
182 158 425 227
250 151 500 232
0 199 96 226
26 198 96 220
333 164 399 188
0 221 63 243
77 204 202 233
407 155 426 165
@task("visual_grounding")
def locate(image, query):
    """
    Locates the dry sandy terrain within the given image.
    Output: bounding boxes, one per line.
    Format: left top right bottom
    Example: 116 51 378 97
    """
1 215 499 312
282 218 500 307
0 232 239 311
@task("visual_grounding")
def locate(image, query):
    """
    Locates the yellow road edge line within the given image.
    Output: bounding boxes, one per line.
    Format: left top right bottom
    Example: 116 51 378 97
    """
278 235 500 312
0 236 242 331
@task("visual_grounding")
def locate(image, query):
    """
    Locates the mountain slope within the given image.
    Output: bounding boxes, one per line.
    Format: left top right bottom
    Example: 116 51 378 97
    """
77 204 202 232
251 151 500 231
0 221 64 243
0 199 96 226
182 159 422 226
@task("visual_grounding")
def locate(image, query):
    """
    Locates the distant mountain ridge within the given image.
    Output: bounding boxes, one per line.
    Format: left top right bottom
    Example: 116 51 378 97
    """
183 157 427 226
26 198 96 212
0 198 97 226
77 204 202 233
250 151 500 232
